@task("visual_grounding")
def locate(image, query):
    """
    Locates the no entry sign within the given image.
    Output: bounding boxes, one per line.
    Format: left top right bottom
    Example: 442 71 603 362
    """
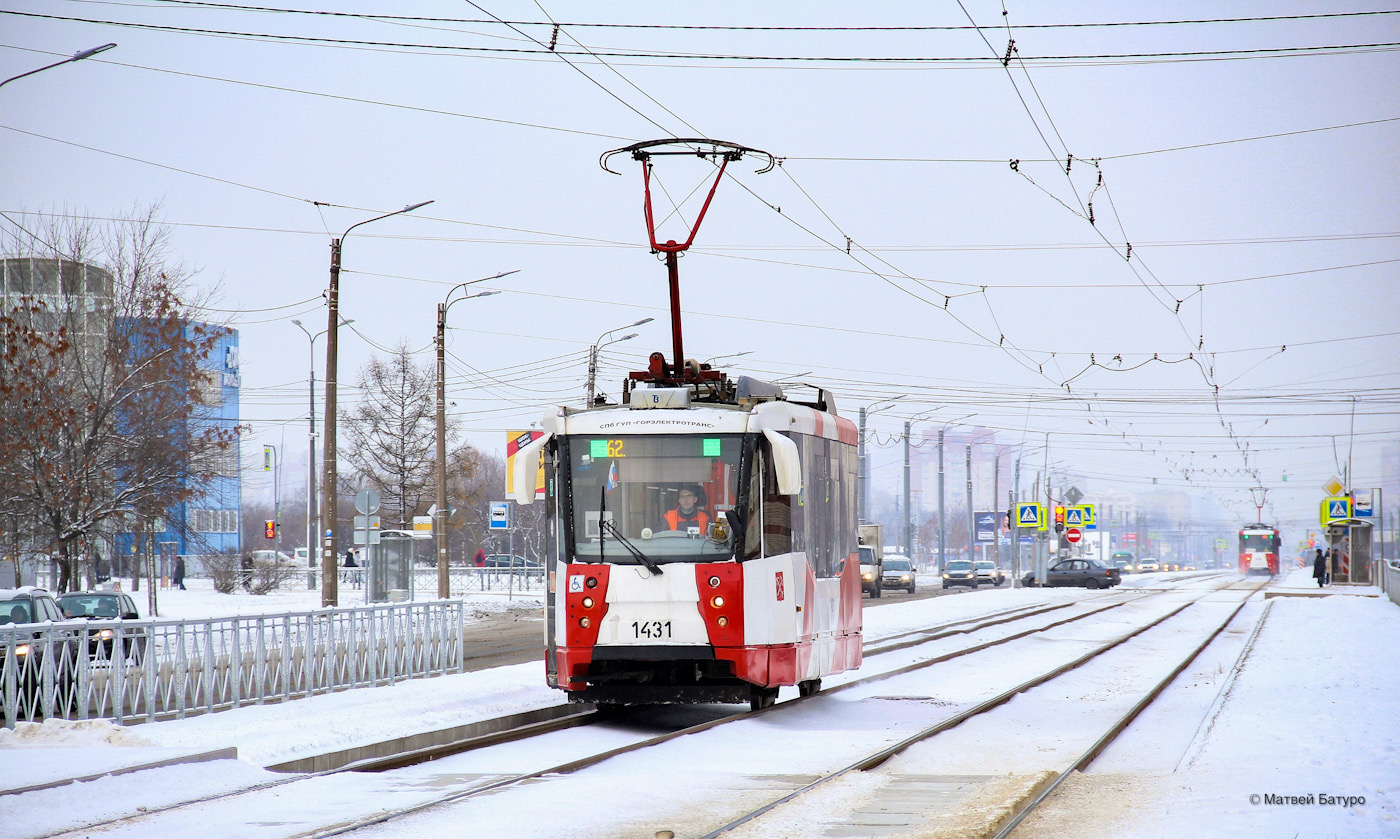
1065 527 1083 544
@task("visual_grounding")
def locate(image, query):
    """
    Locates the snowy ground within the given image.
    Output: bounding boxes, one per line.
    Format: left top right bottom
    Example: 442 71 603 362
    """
2 570 1394 838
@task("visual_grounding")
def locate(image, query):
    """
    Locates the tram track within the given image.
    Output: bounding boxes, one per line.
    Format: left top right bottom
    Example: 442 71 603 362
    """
31 579 1239 839
696 577 1269 839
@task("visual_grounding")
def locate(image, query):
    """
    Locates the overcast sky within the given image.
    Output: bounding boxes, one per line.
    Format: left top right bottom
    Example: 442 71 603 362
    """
2 1 1397 537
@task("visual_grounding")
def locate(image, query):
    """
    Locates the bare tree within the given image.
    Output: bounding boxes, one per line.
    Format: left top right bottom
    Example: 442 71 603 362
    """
0 206 237 594
341 343 440 528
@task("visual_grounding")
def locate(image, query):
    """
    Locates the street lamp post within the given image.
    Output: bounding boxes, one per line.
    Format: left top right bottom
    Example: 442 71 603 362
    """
292 317 351 588
857 396 903 524
586 318 654 404
435 273 513 599
934 413 974 570
322 200 432 608
0 43 116 90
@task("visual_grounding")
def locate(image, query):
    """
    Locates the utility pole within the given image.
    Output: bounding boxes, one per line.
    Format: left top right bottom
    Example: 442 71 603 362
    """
965 443 973 565
938 428 945 570
321 200 433 608
903 420 912 556
858 407 867 522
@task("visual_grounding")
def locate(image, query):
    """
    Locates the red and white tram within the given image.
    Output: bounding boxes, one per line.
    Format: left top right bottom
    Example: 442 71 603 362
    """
511 366 863 709
1238 524 1281 576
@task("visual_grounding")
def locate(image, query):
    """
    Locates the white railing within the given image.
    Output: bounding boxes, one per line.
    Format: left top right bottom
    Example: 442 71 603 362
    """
1 600 465 728
1382 559 1400 608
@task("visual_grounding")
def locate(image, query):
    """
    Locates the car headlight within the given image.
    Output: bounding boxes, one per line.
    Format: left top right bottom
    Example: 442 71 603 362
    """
14 643 29 657
863 572 873 580
98 629 115 640
901 574 911 581
942 573 949 578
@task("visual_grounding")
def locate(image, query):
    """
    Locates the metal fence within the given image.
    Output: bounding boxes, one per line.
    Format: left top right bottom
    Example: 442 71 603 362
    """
295 567 548 600
1381 559 1400 608
1 600 465 728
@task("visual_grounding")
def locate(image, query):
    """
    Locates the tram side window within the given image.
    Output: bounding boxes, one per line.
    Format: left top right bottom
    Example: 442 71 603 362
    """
761 440 795 557
803 435 834 577
744 447 763 560
836 441 857 564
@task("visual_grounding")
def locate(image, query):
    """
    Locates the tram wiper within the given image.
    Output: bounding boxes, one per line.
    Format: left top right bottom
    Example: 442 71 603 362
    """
599 519 664 576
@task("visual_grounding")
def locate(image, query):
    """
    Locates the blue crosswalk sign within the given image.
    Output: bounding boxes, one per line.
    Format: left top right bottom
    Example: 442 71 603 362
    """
1017 503 1041 528
1065 507 1084 526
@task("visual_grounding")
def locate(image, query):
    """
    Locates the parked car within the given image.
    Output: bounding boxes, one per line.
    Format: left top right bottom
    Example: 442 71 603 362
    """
1022 559 1122 589
0 587 82 716
973 560 1006 587
55 591 148 663
251 550 298 567
881 556 917 594
1137 557 1160 573
941 559 978 589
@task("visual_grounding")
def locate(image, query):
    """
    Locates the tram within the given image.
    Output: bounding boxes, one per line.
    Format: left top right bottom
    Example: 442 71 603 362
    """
509 139 863 709
1238 524 1281 576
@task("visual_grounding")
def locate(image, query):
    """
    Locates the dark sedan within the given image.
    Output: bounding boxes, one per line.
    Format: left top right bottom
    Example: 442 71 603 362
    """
56 592 148 663
1023 558 1121 589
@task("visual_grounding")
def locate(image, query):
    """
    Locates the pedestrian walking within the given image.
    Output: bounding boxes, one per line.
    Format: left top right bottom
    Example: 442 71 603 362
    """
241 554 253 592
474 548 486 568
173 556 187 591
1312 548 1327 588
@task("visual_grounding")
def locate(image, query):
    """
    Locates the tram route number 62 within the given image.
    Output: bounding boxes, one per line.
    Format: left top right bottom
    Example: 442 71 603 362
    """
632 620 672 640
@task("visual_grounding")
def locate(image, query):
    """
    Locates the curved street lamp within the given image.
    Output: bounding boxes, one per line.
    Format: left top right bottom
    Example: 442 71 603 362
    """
291 316 351 588
586 317 653 405
434 271 516 598
0 43 116 90
321 200 432 607
857 395 905 523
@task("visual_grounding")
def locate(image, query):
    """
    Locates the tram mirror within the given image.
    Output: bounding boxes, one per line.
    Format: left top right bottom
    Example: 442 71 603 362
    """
511 431 554 504
761 428 803 495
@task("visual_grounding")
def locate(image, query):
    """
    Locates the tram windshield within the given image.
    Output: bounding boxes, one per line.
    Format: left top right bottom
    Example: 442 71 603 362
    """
567 433 743 563
1240 531 1277 552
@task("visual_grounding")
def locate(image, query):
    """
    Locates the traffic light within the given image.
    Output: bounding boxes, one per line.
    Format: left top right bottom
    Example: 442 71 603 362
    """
264 519 276 540
1054 506 1066 525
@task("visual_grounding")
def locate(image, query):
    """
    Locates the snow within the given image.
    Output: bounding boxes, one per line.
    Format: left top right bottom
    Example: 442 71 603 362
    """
131 575 545 621
2 573 1395 838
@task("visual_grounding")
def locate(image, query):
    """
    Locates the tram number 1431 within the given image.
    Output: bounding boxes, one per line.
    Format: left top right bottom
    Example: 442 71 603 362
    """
632 620 672 640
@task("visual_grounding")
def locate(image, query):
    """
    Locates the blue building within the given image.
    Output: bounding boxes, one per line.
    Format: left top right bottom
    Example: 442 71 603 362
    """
114 322 241 571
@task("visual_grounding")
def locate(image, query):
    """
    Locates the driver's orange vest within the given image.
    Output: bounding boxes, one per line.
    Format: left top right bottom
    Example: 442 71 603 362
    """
664 509 710 531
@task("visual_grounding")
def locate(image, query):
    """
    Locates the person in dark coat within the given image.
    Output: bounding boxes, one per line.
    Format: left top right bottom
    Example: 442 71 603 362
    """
173 556 187 590
240 554 254 592
1312 548 1327 588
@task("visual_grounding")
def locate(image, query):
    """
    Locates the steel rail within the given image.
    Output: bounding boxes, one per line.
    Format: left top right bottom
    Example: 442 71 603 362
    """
697 580 1255 839
992 579 1269 838
36 583 1221 839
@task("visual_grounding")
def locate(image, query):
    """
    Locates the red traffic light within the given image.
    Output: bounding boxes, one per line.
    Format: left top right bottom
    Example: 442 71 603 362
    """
1054 506 1066 525
264 520 276 539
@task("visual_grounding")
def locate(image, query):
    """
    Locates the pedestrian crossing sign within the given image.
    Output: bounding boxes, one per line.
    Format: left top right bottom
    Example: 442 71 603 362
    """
1016 502 1045 531
1320 496 1351 524
1079 504 1097 529
1065 507 1084 527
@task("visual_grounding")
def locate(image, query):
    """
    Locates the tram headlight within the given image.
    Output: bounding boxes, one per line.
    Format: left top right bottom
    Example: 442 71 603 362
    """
582 597 594 609
711 596 725 608
717 616 728 627
579 617 591 629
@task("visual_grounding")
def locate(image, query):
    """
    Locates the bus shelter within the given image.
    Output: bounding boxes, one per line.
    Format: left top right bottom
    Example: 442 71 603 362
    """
1324 519 1373 585
367 532 416 602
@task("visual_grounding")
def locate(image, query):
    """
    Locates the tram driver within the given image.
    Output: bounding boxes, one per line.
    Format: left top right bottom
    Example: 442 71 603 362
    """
661 484 710 533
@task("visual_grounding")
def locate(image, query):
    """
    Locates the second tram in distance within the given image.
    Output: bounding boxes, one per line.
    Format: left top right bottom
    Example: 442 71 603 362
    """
511 358 862 710
1239 523 1281 576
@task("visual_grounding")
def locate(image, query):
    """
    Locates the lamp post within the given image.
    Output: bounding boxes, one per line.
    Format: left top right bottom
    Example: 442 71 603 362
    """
292 317 350 588
586 318 654 404
321 200 432 608
857 396 903 524
934 413 974 569
436 272 514 599
0 43 116 90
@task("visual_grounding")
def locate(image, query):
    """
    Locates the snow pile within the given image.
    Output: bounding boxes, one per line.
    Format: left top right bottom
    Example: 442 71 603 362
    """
0 718 154 749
